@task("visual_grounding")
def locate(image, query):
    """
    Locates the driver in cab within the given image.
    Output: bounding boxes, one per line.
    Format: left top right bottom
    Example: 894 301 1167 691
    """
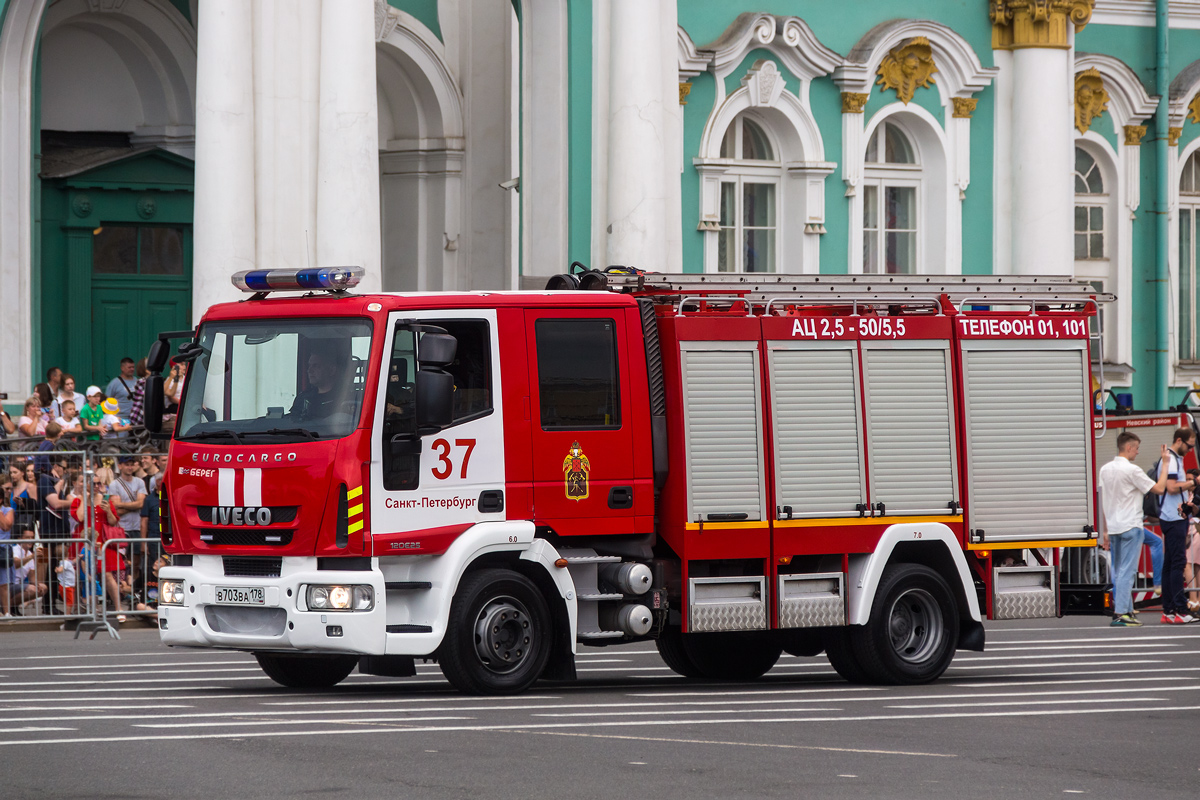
289 343 348 420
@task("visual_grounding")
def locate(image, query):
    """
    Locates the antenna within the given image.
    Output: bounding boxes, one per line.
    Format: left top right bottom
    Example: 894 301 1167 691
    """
305 230 312 268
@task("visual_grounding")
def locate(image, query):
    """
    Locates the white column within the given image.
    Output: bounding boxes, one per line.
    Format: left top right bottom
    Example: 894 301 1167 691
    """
316 0 381 292
991 49 1013 275
605 0 667 271
1010 47 1073 275
192 0 256 318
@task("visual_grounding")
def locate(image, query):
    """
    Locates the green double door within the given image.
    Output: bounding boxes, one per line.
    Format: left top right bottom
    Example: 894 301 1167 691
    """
89 225 192 381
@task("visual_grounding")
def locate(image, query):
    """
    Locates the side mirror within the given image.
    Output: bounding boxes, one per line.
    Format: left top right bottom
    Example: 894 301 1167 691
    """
144 375 165 434
415 369 454 432
418 333 457 368
147 340 170 374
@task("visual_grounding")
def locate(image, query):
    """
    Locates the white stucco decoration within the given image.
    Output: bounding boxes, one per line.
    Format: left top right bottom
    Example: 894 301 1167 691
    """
742 59 784 108
835 19 997 100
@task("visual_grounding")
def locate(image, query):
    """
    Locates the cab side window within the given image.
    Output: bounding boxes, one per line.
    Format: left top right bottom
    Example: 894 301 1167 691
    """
381 319 493 492
535 318 621 430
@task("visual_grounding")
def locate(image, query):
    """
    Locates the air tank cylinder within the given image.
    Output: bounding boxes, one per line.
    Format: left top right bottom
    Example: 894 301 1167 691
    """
600 603 654 637
599 562 652 595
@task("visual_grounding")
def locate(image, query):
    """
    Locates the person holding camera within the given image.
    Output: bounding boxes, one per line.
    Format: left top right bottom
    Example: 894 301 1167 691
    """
1157 427 1200 624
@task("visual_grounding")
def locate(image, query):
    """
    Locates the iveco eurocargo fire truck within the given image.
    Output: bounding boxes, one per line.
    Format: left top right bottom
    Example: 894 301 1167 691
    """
147 266 1110 694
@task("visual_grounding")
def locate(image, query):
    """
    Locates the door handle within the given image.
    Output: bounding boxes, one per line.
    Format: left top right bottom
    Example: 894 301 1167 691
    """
608 486 633 510
478 490 504 514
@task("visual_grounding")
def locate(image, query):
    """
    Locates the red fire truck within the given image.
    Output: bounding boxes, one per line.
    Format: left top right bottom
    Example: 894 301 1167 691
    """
147 267 1110 694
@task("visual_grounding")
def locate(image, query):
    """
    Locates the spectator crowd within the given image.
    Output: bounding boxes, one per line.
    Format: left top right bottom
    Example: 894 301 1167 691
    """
0 357 173 623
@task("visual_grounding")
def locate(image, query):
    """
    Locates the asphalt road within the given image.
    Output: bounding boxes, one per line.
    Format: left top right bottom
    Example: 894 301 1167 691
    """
0 615 1194 799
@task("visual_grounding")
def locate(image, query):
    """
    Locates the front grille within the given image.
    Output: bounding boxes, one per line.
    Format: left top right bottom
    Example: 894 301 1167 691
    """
196 506 298 524
222 557 282 578
201 529 294 547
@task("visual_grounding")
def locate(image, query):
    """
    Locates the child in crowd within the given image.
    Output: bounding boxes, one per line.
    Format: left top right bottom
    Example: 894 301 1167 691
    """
9 528 46 614
54 543 76 614
78 387 105 441
99 398 131 439
54 400 81 432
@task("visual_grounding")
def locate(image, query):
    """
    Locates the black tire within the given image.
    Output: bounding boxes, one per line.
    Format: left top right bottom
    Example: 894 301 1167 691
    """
438 568 552 695
681 632 781 681
655 626 704 678
852 563 959 685
253 652 358 689
824 628 873 683
779 629 825 658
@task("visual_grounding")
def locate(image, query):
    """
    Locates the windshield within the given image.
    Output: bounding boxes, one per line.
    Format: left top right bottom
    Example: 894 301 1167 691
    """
177 318 373 443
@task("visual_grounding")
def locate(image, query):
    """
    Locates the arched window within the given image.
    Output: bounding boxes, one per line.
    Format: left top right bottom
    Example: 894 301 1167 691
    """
717 116 778 273
1074 148 1106 261
1180 150 1200 361
862 121 919 274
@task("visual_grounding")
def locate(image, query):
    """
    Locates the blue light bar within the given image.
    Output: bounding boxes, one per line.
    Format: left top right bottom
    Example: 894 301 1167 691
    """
231 266 365 294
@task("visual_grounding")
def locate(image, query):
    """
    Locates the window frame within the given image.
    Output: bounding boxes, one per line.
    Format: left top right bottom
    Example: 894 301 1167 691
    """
862 121 922 276
710 112 783 275
534 316 623 431
1180 183 1200 363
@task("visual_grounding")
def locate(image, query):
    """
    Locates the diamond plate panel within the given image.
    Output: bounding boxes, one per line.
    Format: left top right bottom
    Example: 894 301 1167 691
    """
689 601 767 632
779 595 844 628
993 589 1056 620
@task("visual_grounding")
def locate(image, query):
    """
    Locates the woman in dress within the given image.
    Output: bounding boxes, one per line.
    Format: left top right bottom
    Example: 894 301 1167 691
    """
16 396 47 438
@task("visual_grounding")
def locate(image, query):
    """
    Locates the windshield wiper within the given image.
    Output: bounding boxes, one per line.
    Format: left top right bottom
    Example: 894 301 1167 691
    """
180 429 244 445
260 427 320 440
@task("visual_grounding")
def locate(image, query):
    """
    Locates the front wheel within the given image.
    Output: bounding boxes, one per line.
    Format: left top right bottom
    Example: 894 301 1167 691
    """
852 563 959 685
253 652 358 689
438 568 552 695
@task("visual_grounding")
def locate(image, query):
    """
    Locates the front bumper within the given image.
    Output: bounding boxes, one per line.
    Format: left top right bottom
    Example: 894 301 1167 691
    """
157 556 388 655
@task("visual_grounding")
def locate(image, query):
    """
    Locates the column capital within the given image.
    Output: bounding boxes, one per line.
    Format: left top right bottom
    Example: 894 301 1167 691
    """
1123 124 1147 146
990 0 1094 50
679 82 692 105
952 97 979 118
841 92 869 114
1169 127 1183 147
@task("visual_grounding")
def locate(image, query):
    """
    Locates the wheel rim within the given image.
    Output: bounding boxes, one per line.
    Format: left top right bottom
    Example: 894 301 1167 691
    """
886 587 944 665
473 595 534 674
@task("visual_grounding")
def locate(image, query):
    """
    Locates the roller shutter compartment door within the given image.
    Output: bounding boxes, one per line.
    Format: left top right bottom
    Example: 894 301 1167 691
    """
769 343 865 517
681 344 765 521
862 343 959 515
963 345 1092 542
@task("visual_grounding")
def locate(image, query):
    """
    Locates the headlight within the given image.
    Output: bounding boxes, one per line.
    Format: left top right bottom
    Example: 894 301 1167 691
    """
160 580 185 606
306 584 374 612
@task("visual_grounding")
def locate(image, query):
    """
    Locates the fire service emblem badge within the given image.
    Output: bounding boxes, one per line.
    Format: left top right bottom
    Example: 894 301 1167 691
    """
563 441 591 501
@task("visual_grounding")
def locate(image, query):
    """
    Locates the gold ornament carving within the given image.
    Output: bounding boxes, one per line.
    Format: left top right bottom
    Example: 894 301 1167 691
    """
875 37 937 105
679 82 692 105
951 98 978 118
841 92 869 114
1189 93 1200 125
1073 68 1108 133
1123 125 1147 146
1169 127 1183 147
991 0 1095 50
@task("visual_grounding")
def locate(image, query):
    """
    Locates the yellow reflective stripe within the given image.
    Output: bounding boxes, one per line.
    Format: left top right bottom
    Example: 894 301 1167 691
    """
348 503 363 518
348 520 364 534
347 486 363 500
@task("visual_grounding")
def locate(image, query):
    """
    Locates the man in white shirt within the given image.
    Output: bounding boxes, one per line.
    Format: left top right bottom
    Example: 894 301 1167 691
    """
1099 432 1170 626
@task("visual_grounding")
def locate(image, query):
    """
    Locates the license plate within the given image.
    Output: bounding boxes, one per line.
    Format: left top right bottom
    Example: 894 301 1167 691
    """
215 586 265 606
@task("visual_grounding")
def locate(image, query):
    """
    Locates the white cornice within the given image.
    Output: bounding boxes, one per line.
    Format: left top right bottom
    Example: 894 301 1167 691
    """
677 25 710 79
1092 0 1200 28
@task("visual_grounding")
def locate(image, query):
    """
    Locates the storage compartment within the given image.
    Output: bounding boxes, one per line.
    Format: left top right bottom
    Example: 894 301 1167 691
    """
992 565 1056 619
778 572 845 628
687 576 767 632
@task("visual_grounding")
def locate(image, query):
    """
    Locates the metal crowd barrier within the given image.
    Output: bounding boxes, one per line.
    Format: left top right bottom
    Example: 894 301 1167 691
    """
0 448 169 639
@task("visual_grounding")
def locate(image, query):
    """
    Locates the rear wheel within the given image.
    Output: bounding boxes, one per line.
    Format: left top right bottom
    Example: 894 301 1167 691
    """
655 627 703 678
438 568 552 695
253 653 358 689
681 632 781 681
852 564 959 685
824 629 872 683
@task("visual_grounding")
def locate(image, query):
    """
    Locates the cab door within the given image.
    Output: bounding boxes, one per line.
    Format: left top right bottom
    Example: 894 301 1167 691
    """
525 309 638 536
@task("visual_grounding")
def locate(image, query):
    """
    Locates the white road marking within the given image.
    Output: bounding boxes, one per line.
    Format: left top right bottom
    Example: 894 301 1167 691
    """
505 729 956 758
6 703 1199 747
